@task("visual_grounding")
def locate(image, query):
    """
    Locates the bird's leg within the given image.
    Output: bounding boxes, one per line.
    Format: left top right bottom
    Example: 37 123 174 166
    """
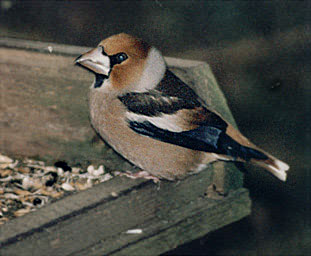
117 170 160 183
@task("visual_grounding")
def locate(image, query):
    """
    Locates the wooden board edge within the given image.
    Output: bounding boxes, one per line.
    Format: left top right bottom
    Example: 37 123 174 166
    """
0 37 205 68
0 177 146 245
85 188 251 256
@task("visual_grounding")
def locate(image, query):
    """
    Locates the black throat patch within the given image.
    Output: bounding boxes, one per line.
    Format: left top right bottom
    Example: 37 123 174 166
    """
94 74 108 88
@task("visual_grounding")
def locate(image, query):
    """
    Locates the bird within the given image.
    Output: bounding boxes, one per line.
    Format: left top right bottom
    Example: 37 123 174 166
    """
75 33 289 182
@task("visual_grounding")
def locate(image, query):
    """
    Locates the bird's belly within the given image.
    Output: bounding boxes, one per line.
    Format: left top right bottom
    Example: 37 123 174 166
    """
89 94 206 180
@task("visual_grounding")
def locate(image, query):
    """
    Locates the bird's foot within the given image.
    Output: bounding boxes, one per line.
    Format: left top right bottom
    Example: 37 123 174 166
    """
117 171 160 183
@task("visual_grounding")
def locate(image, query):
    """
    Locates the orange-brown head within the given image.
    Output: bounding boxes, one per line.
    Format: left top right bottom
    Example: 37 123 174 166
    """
75 33 166 92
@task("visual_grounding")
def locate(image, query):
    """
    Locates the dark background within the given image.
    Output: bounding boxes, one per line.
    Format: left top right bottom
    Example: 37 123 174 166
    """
1 1 310 255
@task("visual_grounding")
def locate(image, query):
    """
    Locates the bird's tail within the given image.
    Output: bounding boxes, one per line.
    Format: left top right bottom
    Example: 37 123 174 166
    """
217 132 289 181
250 157 289 182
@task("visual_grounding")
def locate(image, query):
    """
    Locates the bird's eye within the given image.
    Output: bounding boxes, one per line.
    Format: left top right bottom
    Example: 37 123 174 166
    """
116 53 128 63
109 52 128 66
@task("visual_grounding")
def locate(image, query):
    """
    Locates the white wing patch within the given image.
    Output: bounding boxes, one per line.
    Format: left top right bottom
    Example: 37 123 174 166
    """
126 112 184 132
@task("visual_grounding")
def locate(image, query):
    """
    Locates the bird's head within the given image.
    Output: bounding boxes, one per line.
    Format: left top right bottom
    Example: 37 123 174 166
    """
75 33 166 93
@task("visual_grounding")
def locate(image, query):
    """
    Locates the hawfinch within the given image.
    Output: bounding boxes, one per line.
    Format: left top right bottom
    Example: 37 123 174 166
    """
75 33 289 182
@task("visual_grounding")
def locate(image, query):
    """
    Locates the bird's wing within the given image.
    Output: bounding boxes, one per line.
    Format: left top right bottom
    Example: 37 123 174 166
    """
119 69 268 160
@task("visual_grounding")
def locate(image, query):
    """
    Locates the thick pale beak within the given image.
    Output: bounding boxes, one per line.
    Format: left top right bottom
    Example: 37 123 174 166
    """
75 47 110 76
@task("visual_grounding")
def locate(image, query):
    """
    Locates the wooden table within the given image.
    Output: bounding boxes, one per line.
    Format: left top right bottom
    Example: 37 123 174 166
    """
0 38 251 255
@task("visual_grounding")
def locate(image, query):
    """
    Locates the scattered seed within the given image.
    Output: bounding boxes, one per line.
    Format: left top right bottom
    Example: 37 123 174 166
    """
45 179 56 187
75 181 92 191
0 155 13 163
54 161 72 172
0 176 12 182
17 167 30 174
57 167 64 176
14 208 31 217
14 189 31 196
61 183 75 191
101 173 113 182
0 169 12 177
111 192 118 197
33 198 42 206
125 229 143 234
87 165 95 174
47 46 53 53
0 153 114 224
71 167 80 174
3 193 19 199
96 165 105 175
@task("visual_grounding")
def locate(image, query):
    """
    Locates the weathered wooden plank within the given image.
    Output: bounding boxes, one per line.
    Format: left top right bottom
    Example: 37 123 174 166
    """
110 189 250 256
0 165 250 256
0 176 144 244
0 38 250 255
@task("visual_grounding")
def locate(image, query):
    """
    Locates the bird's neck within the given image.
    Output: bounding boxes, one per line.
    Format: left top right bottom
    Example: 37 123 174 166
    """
133 47 166 92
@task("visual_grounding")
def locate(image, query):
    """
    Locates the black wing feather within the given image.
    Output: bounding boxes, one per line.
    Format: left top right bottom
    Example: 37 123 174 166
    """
129 121 268 160
129 121 223 153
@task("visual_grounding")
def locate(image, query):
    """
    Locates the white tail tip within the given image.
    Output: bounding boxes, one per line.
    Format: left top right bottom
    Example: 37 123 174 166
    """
268 159 290 182
253 157 289 182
